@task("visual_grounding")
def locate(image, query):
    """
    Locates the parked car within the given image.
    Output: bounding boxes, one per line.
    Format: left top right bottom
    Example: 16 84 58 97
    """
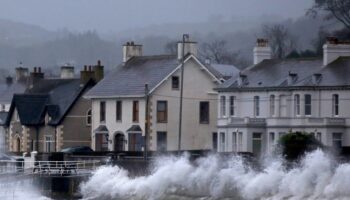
60 146 93 153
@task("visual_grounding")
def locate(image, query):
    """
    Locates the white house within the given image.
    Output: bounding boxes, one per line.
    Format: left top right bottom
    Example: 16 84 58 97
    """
216 37 350 156
85 37 239 152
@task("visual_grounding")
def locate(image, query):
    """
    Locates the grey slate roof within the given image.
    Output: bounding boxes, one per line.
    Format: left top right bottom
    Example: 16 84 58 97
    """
210 64 240 79
6 78 93 126
218 58 324 90
126 125 142 132
86 54 221 98
94 125 109 133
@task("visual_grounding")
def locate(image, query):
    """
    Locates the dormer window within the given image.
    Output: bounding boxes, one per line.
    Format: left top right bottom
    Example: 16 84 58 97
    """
312 73 322 85
172 76 179 90
238 74 248 86
288 72 298 85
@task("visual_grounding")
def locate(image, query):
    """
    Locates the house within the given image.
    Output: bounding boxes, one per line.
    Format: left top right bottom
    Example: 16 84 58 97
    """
5 62 103 153
216 37 350 155
85 37 237 152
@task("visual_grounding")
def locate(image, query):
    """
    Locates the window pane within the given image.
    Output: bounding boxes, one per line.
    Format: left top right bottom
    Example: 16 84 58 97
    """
254 96 260 116
157 101 167 123
305 94 312 116
333 94 339 116
133 101 139 122
116 101 122 121
270 95 275 116
100 101 106 122
200 101 209 123
172 76 179 89
220 96 226 117
230 96 235 116
295 94 300 116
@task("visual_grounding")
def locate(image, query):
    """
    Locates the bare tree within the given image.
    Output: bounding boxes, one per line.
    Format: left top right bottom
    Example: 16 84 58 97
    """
262 24 298 59
308 0 350 30
164 41 178 55
200 39 248 68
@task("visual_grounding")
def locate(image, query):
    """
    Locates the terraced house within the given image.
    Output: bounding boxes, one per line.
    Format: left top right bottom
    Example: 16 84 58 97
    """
217 38 350 155
5 62 103 152
85 37 239 152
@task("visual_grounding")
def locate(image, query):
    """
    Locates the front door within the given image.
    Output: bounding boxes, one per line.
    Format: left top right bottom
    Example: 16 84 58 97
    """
95 134 108 151
252 133 262 156
114 133 125 151
128 133 142 151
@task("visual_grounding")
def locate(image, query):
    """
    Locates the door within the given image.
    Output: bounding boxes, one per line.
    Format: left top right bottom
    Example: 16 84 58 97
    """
212 132 218 151
157 132 167 151
16 138 21 152
252 133 262 156
114 133 125 151
128 133 142 151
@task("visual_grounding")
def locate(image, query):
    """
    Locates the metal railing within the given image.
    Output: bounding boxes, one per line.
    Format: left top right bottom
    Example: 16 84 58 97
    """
0 160 101 176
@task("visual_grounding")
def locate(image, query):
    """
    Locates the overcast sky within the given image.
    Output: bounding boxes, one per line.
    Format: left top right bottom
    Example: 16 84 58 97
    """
0 0 313 32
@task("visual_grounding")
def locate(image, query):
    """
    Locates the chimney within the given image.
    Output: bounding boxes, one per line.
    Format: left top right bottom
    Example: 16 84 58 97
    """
80 65 94 84
177 35 198 60
5 76 13 87
29 67 44 87
122 41 143 63
15 66 29 82
253 38 272 65
60 65 75 79
93 60 104 82
323 37 350 66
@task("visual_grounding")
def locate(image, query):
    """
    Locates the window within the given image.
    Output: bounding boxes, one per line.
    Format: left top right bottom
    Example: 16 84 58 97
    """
279 95 288 117
116 101 122 121
232 132 237 152
87 109 92 126
254 96 260 117
199 101 210 124
44 136 54 153
229 96 236 116
332 133 342 149
132 101 139 122
172 76 179 90
157 101 167 123
100 101 106 122
294 94 300 116
220 96 226 117
332 94 339 117
212 132 218 151
270 95 275 117
316 132 322 143
305 94 312 116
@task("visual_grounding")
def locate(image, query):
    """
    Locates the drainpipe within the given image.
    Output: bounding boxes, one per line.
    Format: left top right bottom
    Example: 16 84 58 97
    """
178 34 189 153
144 84 150 160
35 127 39 152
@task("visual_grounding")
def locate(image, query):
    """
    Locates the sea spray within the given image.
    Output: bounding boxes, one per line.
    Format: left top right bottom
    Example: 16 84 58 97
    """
81 149 350 200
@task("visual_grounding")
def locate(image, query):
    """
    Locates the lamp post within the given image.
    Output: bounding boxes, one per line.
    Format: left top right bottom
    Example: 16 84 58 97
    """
178 34 189 154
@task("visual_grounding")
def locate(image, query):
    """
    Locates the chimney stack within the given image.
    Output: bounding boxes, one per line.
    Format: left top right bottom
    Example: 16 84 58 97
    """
80 65 94 84
122 41 143 63
93 60 104 82
60 65 75 79
29 66 44 87
5 76 13 87
15 66 29 82
177 35 198 60
323 37 350 66
253 38 272 65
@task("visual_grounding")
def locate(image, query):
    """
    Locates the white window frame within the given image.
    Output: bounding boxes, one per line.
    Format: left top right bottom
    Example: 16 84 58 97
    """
86 109 92 126
44 135 54 153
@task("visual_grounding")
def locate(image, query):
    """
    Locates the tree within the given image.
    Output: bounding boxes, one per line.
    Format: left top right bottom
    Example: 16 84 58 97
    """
200 39 248 68
164 41 178 55
262 24 298 59
278 132 323 161
308 0 350 30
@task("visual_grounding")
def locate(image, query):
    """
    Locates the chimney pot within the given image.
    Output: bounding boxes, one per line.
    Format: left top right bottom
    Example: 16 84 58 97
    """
34 67 37 73
97 60 101 66
89 65 92 71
